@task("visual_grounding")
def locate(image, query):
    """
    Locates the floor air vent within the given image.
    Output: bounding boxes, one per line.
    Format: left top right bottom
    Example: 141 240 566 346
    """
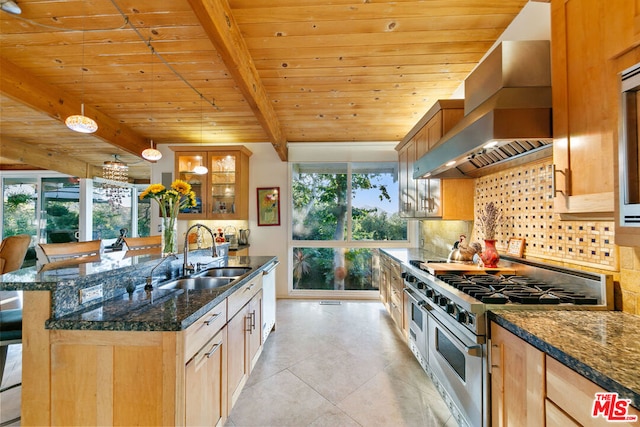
319 301 342 305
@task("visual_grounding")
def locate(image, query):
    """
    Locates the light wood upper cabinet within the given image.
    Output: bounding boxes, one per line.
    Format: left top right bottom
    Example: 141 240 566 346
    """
398 142 417 217
396 99 472 220
441 179 475 220
551 0 615 217
171 146 252 221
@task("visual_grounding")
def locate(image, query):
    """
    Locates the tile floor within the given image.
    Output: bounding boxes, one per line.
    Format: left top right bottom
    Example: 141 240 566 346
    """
0 300 456 427
226 300 456 426
0 343 21 427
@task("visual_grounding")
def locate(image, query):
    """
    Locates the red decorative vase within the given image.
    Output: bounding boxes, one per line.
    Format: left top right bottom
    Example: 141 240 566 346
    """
480 239 500 268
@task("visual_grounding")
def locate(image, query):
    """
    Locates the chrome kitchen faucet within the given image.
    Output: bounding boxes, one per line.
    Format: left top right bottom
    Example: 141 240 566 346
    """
183 223 217 275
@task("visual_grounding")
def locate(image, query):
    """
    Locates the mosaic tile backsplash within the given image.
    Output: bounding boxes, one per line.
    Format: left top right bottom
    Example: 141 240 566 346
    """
471 158 616 270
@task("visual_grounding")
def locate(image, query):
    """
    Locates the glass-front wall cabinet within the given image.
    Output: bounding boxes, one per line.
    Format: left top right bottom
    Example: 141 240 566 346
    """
210 153 236 215
172 146 252 220
176 152 206 216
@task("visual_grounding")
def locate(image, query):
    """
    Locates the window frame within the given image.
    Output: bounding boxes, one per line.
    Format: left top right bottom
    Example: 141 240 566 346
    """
287 161 416 298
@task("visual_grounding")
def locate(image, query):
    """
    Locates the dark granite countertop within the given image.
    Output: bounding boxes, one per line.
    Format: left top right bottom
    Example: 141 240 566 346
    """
489 310 640 409
0 250 277 332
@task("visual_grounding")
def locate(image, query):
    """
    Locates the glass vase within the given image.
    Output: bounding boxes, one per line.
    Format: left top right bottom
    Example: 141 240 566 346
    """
161 216 178 257
480 239 500 268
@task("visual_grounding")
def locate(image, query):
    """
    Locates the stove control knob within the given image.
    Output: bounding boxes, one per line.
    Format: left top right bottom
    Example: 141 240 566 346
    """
425 288 434 298
446 303 456 315
456 311 468 324
438 296 448 307
416 281 425 289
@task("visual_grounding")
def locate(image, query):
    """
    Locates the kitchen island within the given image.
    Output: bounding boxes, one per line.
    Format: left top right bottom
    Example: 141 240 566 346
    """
0 250 277 426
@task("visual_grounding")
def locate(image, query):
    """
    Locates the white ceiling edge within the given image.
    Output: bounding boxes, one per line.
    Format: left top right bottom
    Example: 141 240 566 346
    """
288 141 398 162
452 1 551 99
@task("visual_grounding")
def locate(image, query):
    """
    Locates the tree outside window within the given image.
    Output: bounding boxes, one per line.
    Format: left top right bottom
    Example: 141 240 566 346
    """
291 162 406 290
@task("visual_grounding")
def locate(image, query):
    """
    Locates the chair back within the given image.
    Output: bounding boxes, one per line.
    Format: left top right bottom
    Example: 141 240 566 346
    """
123 236 162 251
38 240 102 265
0 234 31 274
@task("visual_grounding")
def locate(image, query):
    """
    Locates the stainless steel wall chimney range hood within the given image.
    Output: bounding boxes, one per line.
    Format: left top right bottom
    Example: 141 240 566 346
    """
413 40 553 179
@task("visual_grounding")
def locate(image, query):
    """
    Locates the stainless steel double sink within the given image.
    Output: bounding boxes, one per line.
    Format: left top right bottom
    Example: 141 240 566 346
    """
158 267 252 291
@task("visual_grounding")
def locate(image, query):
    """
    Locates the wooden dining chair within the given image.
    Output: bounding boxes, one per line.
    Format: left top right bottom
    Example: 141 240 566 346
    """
38 240 102 265
0 234 31 275
0 234 31 404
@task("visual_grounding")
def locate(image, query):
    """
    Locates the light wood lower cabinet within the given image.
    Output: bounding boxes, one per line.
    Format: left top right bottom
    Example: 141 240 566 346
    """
490 322 545 427
545 399 581 427
491 322 640 427
185 326 227 427
36 275 266 426
546 356 640 426
379 253 407 339
227 276 263 412
49 329 179 426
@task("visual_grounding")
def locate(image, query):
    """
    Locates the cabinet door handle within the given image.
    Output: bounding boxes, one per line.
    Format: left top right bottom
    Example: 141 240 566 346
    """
204 312 221 325
490 342 501 369
245 315 252 333
250 310 256 330
204 341 223 358
552 164 570 196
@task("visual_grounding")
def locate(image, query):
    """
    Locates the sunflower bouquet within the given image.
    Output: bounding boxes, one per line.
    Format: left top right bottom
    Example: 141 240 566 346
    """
139 180 196 254
139 179 197 219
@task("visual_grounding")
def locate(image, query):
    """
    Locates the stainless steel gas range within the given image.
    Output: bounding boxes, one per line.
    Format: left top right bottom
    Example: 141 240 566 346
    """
402 255 613 427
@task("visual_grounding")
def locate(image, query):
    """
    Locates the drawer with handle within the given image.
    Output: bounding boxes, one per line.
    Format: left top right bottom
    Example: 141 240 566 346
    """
227 274 263 319
184 299 227 363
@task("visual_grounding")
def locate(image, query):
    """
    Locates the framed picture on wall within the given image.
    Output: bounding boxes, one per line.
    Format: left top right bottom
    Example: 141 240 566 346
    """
506 237 525 257
257 187 280 226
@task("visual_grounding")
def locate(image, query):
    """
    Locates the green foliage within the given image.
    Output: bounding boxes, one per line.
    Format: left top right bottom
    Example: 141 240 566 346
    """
3 195 37 239
291 165 406 290
6 193 32 207
292 247 375 291
93 203 132 239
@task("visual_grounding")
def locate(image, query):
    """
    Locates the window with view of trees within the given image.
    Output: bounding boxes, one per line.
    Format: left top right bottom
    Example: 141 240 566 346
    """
291 162 406 291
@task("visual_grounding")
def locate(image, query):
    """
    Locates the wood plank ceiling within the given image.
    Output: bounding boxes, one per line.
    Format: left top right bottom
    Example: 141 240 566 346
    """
0 0 530 180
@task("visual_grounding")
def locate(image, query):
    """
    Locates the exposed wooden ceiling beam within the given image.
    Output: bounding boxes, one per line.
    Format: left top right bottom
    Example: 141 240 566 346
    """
0 137 102 178
187 0 288 161
0 57 150 160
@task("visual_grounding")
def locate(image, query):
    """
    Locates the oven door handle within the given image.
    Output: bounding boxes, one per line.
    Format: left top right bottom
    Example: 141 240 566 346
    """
403 288 432 311
431 311 482 357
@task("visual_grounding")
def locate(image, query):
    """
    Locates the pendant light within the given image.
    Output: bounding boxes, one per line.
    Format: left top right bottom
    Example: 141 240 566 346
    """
192 94 208 175
103 154 129 207
142 140 162 161
141 46 162 161
0 0 21 15
65 13 98 134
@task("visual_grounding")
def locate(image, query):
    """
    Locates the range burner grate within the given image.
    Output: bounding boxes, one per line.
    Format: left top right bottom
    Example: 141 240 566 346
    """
436 273 597 305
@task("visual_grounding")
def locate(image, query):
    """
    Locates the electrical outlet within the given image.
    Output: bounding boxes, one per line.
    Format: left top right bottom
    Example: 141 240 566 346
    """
79 284 103 304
